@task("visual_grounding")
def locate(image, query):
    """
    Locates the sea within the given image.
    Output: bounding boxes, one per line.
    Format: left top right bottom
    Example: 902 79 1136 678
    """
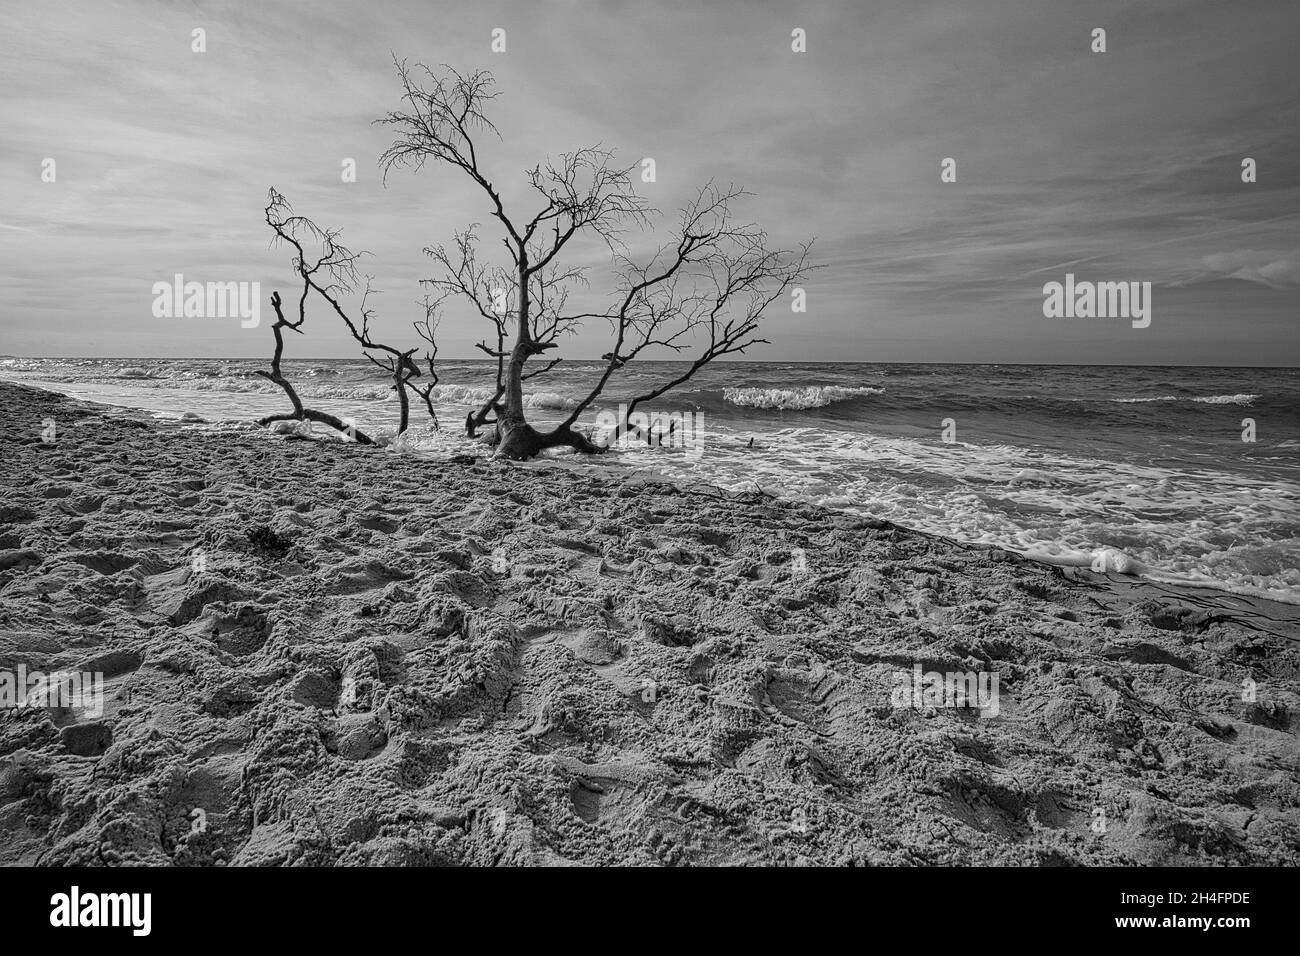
4 357 1297 605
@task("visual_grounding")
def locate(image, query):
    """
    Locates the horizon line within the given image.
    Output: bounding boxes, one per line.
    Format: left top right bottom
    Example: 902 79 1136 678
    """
2 355 1296 370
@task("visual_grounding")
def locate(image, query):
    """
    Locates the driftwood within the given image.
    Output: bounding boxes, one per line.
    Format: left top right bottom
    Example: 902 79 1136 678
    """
259 189 442 442
254 290 375 444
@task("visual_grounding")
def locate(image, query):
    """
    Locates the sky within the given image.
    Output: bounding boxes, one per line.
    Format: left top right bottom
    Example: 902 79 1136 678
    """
1 0 1297 364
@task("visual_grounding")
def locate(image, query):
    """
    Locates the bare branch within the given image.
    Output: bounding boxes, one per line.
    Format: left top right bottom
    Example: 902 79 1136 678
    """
375 64 814 459
560 184 817 430
265 188 440 437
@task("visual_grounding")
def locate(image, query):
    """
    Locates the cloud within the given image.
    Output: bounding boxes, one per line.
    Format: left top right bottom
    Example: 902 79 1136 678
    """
1 0 1298 363
1197 250 1300 288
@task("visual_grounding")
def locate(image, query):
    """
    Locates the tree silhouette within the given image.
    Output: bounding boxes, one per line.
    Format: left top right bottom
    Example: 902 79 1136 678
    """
378 60 812 459
261 188 440 441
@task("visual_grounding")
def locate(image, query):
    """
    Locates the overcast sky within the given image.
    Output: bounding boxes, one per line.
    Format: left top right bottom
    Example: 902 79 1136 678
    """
1 0 1297 364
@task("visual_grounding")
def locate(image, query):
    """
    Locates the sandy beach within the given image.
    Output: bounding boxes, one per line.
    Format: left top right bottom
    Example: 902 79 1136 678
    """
1 381 1297 866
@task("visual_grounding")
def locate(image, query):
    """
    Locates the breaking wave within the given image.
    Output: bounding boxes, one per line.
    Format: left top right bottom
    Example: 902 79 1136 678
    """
723 385 885 410
422 384 577 409
1111 394 1260 405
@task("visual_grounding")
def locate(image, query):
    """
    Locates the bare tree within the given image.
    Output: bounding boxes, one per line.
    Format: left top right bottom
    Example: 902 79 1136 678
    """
409 303 442 430
336 278 441 435
255 288 376 443
378 60 812 460
256 194 376 443
262 188 441 440
421 225 561 438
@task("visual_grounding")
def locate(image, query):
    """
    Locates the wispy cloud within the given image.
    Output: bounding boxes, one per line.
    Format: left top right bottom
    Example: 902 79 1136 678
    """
0 0 1296 363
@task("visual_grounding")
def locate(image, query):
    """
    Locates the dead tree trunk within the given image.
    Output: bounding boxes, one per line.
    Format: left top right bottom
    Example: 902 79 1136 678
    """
255 290 376 443
465 387 503 440
394 363 411 433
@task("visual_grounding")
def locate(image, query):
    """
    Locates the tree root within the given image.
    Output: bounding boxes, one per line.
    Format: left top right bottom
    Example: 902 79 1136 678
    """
495 423 606 460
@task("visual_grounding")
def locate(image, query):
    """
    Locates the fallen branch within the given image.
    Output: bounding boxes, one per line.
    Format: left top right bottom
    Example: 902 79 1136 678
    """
254 290 376 444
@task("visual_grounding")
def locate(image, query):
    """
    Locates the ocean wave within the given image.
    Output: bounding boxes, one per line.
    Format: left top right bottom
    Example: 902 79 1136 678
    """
1192 394 1261 405
723 385 884 410
1111 394 1260 405
421 384 577 409
14 373 582 409
297 382 578 408
301 383 393 401
423 384 496 405
524 391 579 409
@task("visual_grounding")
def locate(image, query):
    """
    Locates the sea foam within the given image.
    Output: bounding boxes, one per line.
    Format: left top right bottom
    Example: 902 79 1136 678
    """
723 385 884 410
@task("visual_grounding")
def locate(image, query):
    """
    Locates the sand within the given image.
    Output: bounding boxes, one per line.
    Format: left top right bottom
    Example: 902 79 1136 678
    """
1 381 1296 866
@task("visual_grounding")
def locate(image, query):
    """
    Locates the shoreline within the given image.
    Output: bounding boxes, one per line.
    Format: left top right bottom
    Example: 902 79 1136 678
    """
2 380 1297 865
9 374 1299 610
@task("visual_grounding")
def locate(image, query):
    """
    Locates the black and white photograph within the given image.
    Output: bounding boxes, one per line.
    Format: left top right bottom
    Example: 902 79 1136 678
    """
0 0 1295 931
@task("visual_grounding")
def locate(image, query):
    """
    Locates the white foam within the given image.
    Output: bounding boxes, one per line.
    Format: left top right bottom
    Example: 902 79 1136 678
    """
1111 393 1260 405
723 385 884 410
620 422 1300 605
